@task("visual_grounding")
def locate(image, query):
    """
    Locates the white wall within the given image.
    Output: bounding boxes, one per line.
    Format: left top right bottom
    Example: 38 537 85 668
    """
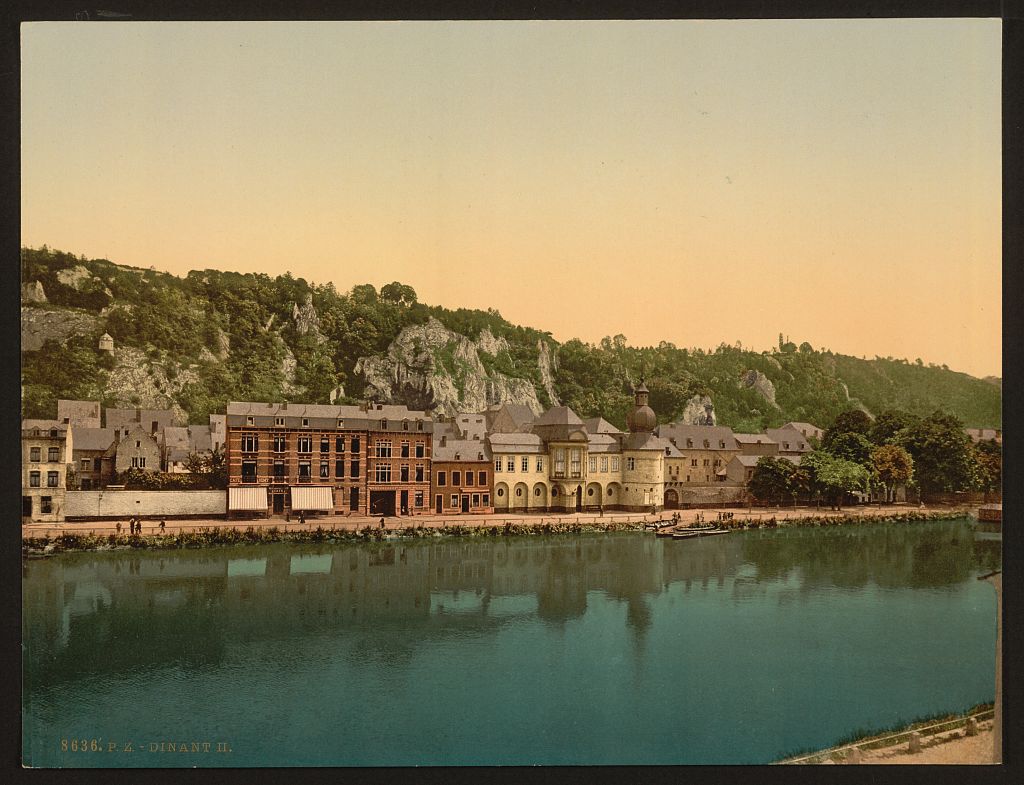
65 490 226 519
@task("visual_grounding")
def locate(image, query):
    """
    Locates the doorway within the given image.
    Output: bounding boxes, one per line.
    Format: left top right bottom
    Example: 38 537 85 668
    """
461 494 470 513
371 491 396 517
22 496 32 517
400 490 409 515
272 494 285 514
575 486 582 512
436 494 443 514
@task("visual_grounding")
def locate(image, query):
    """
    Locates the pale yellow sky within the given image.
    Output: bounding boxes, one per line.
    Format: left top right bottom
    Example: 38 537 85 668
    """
21 20 1001 378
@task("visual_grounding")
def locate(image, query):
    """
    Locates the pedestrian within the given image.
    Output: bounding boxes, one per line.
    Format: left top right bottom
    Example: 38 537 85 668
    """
299 512 305 525
129 518 135 535
115 521 122 535
379 516 385 529
159 520 166 533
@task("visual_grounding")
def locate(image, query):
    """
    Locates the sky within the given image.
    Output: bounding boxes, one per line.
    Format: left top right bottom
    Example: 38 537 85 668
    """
21 19 1002 378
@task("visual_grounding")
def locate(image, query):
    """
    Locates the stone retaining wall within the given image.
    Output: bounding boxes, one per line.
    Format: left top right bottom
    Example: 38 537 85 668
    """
65 490 226 520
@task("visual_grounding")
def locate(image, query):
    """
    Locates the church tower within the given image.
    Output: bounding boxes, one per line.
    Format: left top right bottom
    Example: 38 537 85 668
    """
626 380 657 433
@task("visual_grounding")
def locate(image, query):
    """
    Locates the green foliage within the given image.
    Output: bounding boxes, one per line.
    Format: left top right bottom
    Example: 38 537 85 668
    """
22 335 108 413
748 457 803 505
870 444 914 501
801 450 871 508
825 432 873 467
897 411 976 493
868 410 920 446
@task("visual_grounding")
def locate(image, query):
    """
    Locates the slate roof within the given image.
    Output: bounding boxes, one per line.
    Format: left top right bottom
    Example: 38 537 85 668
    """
585 432 622 454
583 417 622 435
453 412 488 441
433 437 491 463
731 454 802 467
534 406 584 427
784 421 823 438
765 427 813 452
656 423 738 451
71 428 116 452
733 433 777 445
622 432 677 452
22 419 64 431
487 432 545 454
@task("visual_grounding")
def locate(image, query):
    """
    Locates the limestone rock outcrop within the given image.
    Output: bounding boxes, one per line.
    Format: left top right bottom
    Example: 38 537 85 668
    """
21 280 47 304
21 306 99 351
355 317 546 417
738 369 781 410
679 394 717 425
291 293 324 340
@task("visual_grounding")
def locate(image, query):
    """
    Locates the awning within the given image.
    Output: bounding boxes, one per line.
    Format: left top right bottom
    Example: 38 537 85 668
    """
228 486 268 511
290 485 334 511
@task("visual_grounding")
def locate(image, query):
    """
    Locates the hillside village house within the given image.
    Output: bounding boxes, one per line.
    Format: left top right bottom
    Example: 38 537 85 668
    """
22 420 73 522
113 425 162 475
656 424 741 506
733 432 780 457
71 427 117 489
765 427 814 456
485 403 537 434
784 421 824 443
105 407 175 435
225 401 433 519
726 453 803 485
162 424 213 472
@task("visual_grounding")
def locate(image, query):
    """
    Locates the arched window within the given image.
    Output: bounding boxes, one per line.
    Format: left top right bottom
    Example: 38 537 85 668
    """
496 487 504 497
515 487 523 497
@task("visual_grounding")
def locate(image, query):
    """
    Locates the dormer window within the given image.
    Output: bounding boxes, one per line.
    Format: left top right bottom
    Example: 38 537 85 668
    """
275 417 285 426
703 440 710 448
381 419 388 429
302 418 310 428
50 429 58 438
719 440 726 448
337 419 344 428
246 416 254 426
686 439 693 448
417 420 423 431
402 420 409 431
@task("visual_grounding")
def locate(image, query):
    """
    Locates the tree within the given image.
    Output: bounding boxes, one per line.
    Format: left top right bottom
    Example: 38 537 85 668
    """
972 440 1001 495
799 341 814 353
206 446 227 489
868 410 920 446
826 432 873 467
380 282 417 306
897 411 975 494
184 452 207 475
748 457 800 506
822 409 873 450
801 450 870 509
871 444 914 503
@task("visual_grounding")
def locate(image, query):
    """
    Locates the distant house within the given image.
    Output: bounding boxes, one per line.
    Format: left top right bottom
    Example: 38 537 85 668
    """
452 412 488 442
782 421 824 443
655 423 741 495
105 407 175 435
765 427 814 455
71 427 117 489
725 453 802 486
431 423 493 515
965 427 1001 445
57 399 101 430
209 414 226 453
733 433 779 457
484 403 537 435
114 426 161 475
22 420 72 522
162 425 214 473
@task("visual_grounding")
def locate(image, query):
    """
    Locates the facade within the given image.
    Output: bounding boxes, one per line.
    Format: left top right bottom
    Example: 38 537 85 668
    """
114 426 162 475
430 425 493 515
733 433 779 457
965 427 1001 445
162 425 214 472
657 424 741 507
490 432 549 511
70 427 117 489
765 427 814 456
725 453 802 485
783 421 824 443
225 401 433 519
22 420 73 522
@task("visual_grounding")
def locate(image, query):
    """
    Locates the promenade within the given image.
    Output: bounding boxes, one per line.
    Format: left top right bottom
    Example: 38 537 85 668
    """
22 502 962 540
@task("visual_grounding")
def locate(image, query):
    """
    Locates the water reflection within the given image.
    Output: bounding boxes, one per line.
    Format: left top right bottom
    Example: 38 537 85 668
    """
23 519 997 694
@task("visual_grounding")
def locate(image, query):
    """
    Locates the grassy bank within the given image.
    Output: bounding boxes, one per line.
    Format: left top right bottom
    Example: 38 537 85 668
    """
22 508 971 557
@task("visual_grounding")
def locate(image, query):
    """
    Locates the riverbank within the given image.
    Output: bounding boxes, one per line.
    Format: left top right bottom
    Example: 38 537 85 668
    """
22 505 972 557
778 703 996 765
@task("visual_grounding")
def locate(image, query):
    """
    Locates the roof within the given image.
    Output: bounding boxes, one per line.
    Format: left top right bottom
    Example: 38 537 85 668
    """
433 437 491 462
765 427 813 452
487 432 544 453
784 421 822 435
71 427 116 451
585 432 622 454
656 423 738 451
163 425 213 454
732 454 803 467
583 417 622 435
484 403 537 432
622 432 677 452
226 401 429 420
57 399 101 419
453 412 488 441
733 432 777 444
534 406 584 427
22 418 64 430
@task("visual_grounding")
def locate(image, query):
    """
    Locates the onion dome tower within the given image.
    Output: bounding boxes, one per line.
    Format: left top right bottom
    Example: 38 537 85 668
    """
626 380 657 433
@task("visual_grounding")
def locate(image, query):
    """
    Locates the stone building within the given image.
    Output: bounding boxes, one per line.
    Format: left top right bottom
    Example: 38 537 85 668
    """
57 399 101 429
725 453 802 485
765 427 814 456
656 423 742 507
22 420 73 522
162 425 213 473
783 421 824 443
98 332 114 353
70 428 117 489
733 433 780 457
485 403 537 434
490 432 548 511
114 426 162 476
105 407 175 435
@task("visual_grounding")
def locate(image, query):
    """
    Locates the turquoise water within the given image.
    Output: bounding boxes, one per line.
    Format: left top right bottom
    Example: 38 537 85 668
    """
22 518 1000 766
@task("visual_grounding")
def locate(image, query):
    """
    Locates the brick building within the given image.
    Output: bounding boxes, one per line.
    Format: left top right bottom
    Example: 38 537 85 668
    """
430 423 493 515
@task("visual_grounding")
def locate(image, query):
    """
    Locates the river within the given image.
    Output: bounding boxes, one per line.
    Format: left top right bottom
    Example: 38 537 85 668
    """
22 517 1000 766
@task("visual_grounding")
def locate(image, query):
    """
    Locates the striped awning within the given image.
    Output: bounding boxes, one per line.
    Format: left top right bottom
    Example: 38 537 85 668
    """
290 485 333 511
228 486 268 511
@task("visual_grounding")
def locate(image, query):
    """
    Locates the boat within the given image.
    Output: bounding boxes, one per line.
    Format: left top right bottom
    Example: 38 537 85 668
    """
671 527 730 539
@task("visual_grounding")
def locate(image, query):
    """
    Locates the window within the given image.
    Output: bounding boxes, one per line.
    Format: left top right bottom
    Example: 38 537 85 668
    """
506 458 515 472
275 417 285 426
611 457 620 472
691 458 698 467
719 440 726 448
600 457 608 472
703 459 710 467
246 416 254 426
589 456 597 472
242 434 259 453
135 440 141 449
495 459 502 472
783 442 790 450
515 486 523 497
472 493 480 507
275 461 286 479
81 479 92 490
302 418 310 427
452 471 462 486
437 471 447 487
41 497 52 514
29 471 40 487
350 460 360 478
483 494 490 506
415 491 423 507
93 457 102 471
375 464 392 482
401 441 410 457
415 443 425 458
337 419 345 428
415 465 424 482
81 458 91 469
350 488 359 510
30 447 40 462
298 461 311 479
626 457 636 471
478 471 487 485
320 462 329 478
297 436 312 453
536 458 543 472
375 441 392 458
320 437 330 453
402 420 409 431
686 439 693 448
335 460 344 477
451 494 459 508
47 447 59 462
335 437 345 453
687 475 691 482
703 440 710 448
380 419 388 430
465 470 474 486
273 435 287 452
242 461 257 482
417 420 424 431
570 449 581 478
400 465 409 482
519 456 527 472
496 487 504 497
554 449 566 476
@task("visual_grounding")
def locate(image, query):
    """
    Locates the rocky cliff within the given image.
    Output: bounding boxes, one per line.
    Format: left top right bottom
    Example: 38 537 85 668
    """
679 394 717 425
738 369 781 410
355 317 548 417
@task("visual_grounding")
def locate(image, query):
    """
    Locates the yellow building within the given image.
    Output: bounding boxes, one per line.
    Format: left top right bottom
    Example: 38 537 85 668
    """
22 419 73 522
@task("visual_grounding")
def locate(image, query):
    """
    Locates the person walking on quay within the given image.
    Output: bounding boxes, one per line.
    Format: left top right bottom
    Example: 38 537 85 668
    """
159 520 166 533
128 518 134 535
379 516 386 530
115 521 122 535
